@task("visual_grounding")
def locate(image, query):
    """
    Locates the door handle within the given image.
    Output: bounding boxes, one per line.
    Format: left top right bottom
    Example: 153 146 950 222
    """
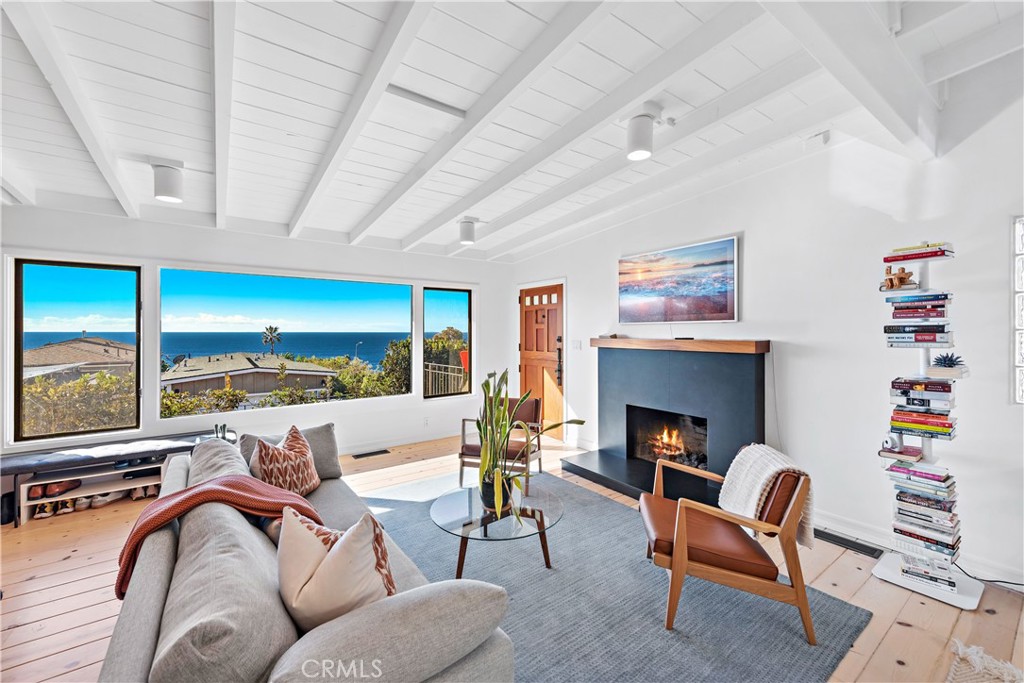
556 347 563 387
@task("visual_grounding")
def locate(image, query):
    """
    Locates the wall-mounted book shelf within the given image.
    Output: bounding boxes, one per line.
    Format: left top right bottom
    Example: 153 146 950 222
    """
873 241 983 610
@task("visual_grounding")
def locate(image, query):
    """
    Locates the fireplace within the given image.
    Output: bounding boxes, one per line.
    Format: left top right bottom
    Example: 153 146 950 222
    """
627 405 708 470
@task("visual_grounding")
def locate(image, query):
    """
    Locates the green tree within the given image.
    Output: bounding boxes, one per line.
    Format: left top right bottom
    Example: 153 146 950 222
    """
22 372 137 437
263 325 282 355
424 326 466 366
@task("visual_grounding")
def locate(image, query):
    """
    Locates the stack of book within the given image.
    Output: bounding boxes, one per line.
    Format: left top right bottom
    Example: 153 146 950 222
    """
890 377 956 415
883 242 955 263
885 293 953 347
885 461 961 592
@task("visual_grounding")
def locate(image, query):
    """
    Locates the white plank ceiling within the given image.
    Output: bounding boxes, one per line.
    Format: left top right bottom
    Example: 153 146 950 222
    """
2 1 1022 261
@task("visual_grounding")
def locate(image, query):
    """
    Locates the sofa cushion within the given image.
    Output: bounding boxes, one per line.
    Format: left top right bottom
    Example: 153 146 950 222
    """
252 427 321 496
269 580 508 683
278 508 396 632
152 442 297 682
240 423 342 480
187 438 250 486
306 478 429 593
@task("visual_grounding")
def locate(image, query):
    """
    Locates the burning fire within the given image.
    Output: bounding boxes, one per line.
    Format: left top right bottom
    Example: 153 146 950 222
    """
648 425 687 457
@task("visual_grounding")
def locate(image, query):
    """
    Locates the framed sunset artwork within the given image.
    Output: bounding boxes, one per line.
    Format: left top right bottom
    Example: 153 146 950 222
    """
618 236 738 323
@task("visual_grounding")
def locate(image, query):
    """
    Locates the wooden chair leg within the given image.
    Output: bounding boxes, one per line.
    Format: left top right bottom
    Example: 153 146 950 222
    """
779 535 816 645
537 454 543 473
458 461 464 488
665 561 686 630
645 542 652 559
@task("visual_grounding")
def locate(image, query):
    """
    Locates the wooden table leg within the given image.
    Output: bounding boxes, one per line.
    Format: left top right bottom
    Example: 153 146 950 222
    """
456 536 469 579
535 511 551 569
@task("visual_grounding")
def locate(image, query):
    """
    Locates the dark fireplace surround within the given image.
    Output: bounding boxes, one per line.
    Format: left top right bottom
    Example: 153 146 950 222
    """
562 341 767 504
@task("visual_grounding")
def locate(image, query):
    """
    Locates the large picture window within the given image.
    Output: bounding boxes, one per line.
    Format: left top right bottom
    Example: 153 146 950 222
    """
423 288 471 398
14 260 141 441
159 269 412 417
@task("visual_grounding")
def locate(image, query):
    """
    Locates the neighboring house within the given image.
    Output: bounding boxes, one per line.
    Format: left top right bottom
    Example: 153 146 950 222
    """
160 353 336 398
22 336 136 383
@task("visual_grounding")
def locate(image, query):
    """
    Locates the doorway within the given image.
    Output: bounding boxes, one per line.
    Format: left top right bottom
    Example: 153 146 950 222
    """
518 283 564 440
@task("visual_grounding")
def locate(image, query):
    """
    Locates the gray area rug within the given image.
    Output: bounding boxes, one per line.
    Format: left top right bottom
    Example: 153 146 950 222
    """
369 473 871 683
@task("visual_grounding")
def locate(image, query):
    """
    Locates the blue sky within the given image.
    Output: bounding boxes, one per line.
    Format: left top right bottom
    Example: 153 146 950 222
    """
22 264 137 332
424 289 470 334
161 270 412 332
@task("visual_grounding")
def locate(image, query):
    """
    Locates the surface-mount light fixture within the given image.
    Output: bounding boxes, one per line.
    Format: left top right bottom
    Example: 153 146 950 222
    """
459 216 478 245
151 159 184 203
625 101 665 162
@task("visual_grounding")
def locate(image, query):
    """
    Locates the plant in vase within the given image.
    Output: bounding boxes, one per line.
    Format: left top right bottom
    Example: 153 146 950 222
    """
476 370 584 519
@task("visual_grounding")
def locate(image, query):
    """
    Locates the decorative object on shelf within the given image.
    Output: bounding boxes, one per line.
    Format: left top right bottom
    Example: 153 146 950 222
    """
618 236 737 323
881 266 915 290
873 241 983 610
475 370 583 519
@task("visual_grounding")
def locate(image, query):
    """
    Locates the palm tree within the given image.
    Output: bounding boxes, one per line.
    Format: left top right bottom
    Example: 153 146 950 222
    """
262 325 282 355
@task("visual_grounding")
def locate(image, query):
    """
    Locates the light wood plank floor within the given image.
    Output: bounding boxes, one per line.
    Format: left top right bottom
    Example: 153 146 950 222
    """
2 436 1021 682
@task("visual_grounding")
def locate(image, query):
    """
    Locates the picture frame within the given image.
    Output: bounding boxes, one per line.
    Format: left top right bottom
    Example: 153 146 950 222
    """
618 236 738 324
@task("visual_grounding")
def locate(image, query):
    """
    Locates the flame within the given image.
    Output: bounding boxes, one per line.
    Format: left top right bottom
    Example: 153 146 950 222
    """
650 425 685 455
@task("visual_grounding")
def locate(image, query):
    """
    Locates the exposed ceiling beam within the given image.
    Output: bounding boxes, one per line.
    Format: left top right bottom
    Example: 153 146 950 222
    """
450 51 821 256
287 1 433 238
347 1 612 245
763 1 940 161
923 19 1023 85
486 92 857 260
399 2 767 251
1 164 36 205
211 0 237 229
384 84 466 119
896 2 967 39
4 2 139 218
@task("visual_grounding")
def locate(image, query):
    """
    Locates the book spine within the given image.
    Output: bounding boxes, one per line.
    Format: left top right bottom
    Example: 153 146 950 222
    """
892 380 953 392
887 465 948 481
884 250 948 263
892 397 954 409
885 293 952 303
891 389 956 400
893 483 956 500
888 471 953 488
891 242 950 253
883 325 950 333
896 502 957 522
896 491 956 511
890 421 954 433
886 334 951 343
893 525 959 548
899 570 958 593
891 415 955 428
890 427 956 440
893 310 948 319
894 513 960 534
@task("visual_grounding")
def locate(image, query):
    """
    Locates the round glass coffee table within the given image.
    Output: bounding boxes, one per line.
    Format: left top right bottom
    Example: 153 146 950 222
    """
430 485 564 578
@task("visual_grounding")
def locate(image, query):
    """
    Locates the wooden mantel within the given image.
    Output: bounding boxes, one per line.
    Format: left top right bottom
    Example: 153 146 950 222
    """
589 337 770 355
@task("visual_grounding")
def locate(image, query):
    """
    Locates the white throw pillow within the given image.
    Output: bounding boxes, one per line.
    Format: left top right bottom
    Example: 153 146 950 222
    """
277 507 396 632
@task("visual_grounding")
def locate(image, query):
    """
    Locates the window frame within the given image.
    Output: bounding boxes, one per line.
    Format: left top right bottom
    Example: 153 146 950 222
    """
422 287 473 400
13 258 142 442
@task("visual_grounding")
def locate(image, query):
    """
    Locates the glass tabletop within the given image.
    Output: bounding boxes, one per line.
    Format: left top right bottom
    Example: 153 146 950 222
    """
429 485 564 541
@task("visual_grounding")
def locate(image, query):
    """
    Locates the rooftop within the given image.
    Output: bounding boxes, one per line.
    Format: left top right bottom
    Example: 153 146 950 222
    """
23 336 136 368
161 353 336 381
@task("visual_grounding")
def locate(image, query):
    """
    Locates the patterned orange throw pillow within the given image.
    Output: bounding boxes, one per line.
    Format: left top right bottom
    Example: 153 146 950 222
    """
253 426 321 496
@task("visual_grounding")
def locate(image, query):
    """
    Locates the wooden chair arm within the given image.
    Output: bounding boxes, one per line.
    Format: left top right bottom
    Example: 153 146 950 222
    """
653 459 725 496
461 419 476 445
679 498 782 535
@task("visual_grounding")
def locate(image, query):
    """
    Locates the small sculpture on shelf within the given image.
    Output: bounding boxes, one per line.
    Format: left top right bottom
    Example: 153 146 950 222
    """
881 265 915 290
932 353 964 368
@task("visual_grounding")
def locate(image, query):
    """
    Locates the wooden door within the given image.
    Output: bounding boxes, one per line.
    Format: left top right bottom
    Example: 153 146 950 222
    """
519 284 564 440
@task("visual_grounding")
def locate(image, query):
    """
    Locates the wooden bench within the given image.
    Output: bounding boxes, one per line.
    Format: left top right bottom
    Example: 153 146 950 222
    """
2 430 234 526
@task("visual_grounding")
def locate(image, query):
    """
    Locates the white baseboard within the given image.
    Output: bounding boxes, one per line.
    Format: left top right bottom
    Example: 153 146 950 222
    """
815 509 1024 593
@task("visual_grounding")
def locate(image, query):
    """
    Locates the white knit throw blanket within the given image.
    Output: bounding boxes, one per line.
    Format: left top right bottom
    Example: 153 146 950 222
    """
718 443 815 549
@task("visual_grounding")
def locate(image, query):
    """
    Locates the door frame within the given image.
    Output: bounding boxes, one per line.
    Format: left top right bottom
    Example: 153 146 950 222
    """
515 276 568 443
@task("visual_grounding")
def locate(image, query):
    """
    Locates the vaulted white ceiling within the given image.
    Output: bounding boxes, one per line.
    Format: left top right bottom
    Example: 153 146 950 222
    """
2 1 1022 261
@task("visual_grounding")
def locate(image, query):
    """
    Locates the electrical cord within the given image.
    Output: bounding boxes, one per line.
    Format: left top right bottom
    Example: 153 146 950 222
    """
953 561 1024 586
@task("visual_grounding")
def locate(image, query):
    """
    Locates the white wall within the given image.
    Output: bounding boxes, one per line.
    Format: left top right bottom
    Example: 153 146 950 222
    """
509 102 1024 583
0 208 514 459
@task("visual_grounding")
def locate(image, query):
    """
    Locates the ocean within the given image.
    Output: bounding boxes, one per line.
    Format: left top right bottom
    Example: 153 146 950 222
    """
23 331 417 369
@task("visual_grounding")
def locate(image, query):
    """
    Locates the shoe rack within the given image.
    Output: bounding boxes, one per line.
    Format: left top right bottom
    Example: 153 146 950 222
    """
18 458 167 525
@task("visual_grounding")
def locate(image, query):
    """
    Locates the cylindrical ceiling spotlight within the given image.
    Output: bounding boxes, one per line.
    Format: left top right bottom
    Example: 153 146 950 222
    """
625 101 664 162
152 160 184 203
459 217 477 245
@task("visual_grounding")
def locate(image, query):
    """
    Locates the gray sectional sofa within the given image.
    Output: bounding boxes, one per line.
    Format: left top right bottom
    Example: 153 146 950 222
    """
99 436 514 682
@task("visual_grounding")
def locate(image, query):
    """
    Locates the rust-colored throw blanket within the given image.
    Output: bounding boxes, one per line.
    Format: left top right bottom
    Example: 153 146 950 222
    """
116 474 321 599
